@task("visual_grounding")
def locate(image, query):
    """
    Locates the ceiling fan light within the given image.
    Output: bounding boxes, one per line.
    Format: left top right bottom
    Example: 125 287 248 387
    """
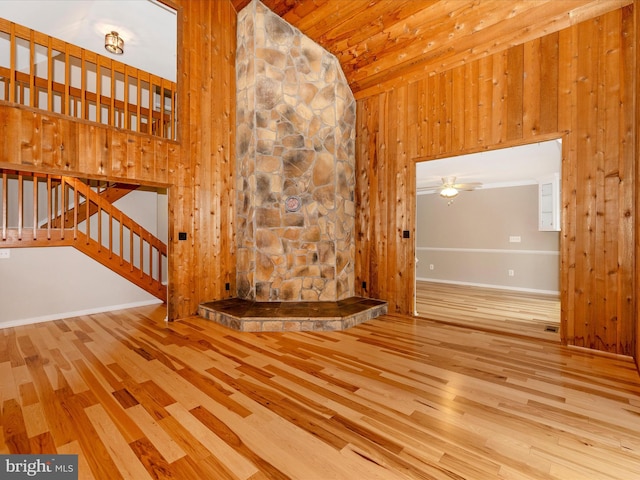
440 186 458 198
105 31 124 55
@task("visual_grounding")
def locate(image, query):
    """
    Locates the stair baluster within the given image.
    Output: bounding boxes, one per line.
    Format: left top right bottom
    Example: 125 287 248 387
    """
0 170 167 302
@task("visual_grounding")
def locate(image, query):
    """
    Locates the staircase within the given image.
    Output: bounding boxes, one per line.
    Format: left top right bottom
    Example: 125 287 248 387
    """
1 170 167 302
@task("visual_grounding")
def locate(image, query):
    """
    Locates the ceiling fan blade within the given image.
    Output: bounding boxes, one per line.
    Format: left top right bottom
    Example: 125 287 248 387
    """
452 182 482 190
418 179 482 194
417 184 444 191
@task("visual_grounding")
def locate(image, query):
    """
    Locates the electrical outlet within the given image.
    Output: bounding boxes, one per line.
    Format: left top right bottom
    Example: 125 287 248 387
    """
0 249 10 259
509 236 521 243
508 269 515 277
225 282 230 291
362 281 367 290
429 264 434 270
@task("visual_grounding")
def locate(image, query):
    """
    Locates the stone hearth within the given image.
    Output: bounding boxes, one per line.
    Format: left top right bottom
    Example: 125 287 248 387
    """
198 297 387 332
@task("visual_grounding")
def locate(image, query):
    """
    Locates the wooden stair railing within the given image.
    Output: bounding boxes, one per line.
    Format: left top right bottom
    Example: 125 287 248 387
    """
1 170 167 302
47 181 139 229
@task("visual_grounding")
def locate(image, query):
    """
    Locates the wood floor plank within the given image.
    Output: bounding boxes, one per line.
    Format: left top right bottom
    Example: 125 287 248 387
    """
71 358 145 444
84 403 154 480
129 437 174 480
21 402 48 439
28 431 56 454
0 361 18 403
190 405 292 480
56 440 96 480
415 281 560 340
126 403 186 463
157 414 213 461
168 454 239 480
2 398 29 453
24 354 77 447
59 392 124 480
164 402 260 479
1 305 639 479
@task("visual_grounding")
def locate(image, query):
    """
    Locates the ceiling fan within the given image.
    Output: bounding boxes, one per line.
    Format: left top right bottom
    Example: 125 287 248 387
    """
417 176 482 201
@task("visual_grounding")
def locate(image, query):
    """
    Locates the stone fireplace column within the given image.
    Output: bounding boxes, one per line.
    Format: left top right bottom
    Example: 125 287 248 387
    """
236 0 356 302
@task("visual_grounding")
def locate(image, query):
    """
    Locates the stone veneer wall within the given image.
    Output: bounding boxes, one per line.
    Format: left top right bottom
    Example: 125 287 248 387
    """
236 0 356 302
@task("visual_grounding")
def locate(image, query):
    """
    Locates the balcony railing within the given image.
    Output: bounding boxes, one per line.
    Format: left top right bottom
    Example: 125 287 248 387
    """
0 19 177 140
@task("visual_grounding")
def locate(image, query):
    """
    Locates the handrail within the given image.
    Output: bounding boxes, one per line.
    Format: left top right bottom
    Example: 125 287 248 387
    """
0 18 177 140
0 170 167 301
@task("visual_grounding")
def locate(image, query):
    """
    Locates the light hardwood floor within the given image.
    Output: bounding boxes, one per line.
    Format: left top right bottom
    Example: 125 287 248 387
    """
416 281 561 341
2 304 640 479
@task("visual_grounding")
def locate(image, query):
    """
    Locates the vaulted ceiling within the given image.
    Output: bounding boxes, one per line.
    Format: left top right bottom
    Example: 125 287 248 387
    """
3 1 628 99
232 0 630 98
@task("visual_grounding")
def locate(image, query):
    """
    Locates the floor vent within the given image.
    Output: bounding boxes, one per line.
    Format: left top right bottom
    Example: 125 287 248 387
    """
545 325 559 333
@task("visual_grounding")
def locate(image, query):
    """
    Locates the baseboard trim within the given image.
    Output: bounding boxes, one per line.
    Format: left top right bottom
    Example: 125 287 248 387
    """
416 277 560 296
0 299 164 329
416 246 560 255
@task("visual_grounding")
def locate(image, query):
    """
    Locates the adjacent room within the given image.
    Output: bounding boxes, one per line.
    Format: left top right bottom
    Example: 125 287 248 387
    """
414 140 562 340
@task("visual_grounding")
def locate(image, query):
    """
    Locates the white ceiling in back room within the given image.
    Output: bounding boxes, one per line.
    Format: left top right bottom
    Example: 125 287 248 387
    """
416 139 562 194
0 0 177 82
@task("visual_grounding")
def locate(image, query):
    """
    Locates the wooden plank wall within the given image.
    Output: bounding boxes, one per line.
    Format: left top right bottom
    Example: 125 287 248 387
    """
636 3 640 370
170 0 237 319
355 5 636 356
0 105 176 183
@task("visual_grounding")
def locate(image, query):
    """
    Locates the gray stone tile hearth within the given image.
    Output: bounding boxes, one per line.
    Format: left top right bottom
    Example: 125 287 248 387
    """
198 297 387 332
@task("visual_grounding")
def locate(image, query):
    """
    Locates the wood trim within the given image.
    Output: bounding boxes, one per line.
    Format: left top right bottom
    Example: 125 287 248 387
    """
1 229 74 246
412 132 564 164
1 172 6 240
635 2 640 372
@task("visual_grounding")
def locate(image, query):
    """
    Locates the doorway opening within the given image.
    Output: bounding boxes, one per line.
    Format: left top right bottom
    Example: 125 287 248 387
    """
414 140 562 341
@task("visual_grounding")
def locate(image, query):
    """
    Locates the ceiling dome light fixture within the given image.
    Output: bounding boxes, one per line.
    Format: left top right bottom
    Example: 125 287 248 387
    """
439 186 459 198
105 31 124 55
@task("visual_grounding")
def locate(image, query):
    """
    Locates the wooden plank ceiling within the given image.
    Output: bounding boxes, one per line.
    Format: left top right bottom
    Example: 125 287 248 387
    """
231 0 630 97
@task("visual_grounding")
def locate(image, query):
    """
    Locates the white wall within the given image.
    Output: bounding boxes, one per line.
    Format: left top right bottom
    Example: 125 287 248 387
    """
416 184 560 294
0 188 167 327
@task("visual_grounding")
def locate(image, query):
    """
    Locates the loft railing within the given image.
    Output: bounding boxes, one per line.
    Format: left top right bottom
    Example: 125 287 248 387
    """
0 170 167 302
0 19 177 140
